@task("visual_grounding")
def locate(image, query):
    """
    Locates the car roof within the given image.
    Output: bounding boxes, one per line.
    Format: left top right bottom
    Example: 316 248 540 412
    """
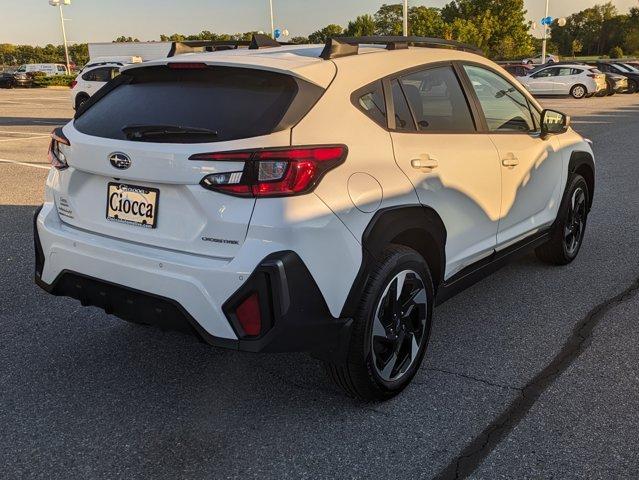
122 43 488 88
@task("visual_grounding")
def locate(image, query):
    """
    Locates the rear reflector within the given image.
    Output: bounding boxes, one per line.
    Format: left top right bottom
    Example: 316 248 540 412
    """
235 293 261 337
193 145 347 197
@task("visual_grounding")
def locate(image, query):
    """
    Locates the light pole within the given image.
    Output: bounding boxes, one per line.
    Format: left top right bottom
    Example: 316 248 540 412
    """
541 0 550 63
269 0 275 39
49 0 71 73
403 0 408 37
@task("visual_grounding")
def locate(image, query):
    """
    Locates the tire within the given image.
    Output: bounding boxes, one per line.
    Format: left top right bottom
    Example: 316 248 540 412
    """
527 60 534 65
535 174 589 265
570 84 587 99
627 79 638 94
324 245 434 401
75 93 89 110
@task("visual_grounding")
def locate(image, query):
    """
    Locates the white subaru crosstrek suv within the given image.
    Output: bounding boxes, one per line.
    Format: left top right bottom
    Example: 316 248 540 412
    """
35 35 595 400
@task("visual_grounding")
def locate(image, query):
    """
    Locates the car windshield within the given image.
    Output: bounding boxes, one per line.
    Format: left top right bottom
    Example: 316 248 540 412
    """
613 63 631 72
619 63 638 72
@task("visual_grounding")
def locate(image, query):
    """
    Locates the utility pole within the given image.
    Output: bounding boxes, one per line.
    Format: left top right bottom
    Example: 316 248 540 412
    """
403 0 408 37
49 0 71 73
541 0 549 63
269 0 275 39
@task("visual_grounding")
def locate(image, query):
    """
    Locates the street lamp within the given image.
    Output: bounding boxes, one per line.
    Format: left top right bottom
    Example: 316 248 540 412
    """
541 0 550 64
48 0 71 73
403 0 408 37
269 0 275 39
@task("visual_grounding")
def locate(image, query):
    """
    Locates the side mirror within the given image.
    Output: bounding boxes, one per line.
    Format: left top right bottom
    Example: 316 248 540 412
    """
541 109 570 137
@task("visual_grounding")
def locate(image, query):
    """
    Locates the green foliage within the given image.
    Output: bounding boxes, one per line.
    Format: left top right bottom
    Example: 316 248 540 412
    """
345 15 376 37
31 74 76 88
308 24 344 44
550 2 637 57
290 36 310 44
113 36 139 42
609 45 624 59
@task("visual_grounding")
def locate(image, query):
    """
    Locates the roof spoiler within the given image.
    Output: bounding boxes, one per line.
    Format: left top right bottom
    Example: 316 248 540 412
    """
320 36 483 60
168 34 283 57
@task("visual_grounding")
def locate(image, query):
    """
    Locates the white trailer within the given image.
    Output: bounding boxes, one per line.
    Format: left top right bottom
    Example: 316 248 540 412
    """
88 42 174 63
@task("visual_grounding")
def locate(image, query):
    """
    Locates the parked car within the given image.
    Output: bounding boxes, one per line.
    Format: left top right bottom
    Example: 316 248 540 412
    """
15 63 68 76
35 35 595 400
598 72 628 96
0 72 17 88
502 63 534 77
594 62 639 93
519 64 606 98
522 54 559 65
71 63 122 110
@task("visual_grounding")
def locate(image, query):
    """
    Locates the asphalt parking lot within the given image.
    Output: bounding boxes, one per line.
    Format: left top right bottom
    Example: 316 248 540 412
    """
1 88 639 480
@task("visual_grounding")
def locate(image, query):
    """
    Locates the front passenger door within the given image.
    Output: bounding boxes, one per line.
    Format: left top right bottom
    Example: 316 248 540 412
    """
462 65 564 247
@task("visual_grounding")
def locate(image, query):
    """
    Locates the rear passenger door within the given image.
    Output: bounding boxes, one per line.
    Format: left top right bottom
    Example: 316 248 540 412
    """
388 64 502 279
461 65 564 247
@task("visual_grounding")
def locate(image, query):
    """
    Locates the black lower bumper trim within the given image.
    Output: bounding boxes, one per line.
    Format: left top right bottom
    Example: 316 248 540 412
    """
34 214 351 356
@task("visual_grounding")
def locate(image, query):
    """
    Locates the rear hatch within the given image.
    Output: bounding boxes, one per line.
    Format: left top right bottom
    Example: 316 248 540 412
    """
58 63 327 258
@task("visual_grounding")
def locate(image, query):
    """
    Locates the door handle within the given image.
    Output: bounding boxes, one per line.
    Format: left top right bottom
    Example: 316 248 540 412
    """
501 153 519 168
411 155 438 171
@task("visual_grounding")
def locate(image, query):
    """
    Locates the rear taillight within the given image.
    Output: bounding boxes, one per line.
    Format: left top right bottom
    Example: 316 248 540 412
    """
48 127 70 170
69 80 77 88
192 145 347 198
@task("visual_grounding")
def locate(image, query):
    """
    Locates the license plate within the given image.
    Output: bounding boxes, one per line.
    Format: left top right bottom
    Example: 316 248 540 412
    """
106 182 159 229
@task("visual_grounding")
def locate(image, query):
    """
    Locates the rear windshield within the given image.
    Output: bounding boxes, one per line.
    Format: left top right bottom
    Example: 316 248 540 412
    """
74 65 324 143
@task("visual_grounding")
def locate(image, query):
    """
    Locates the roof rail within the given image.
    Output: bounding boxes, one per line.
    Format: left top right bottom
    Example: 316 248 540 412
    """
320 36 483 60
168 34 282 57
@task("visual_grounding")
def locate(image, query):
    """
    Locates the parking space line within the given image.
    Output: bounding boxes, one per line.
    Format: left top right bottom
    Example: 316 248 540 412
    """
0 130 53 136
0 135 50 143
0 158 50 170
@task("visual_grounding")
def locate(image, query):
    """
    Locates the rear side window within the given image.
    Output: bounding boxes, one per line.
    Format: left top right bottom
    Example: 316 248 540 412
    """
83 67 114 82
356 81 387 128
398 66 475 132
74 66 324 143
391 80 415 131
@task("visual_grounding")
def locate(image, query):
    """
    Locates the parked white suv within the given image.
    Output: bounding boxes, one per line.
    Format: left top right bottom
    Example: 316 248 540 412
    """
35 35 595 400
70 63 122 110
519 64 606 98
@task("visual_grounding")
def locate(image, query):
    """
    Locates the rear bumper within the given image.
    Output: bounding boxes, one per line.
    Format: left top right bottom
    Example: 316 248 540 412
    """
34 204 351 356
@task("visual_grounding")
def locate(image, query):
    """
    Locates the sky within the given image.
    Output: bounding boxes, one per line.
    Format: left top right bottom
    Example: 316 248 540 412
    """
1 0 637 45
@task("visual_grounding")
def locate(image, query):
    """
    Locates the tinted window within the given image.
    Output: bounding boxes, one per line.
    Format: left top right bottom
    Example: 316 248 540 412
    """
74 66 323 143
532 67 557 78
83 67 113 82
464 65 536 133
391 80 415 131
398 66 474 132
557 67 575 76
357 81 387 127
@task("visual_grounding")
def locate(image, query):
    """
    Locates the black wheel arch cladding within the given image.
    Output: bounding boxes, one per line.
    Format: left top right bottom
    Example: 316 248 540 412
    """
340 205 447 319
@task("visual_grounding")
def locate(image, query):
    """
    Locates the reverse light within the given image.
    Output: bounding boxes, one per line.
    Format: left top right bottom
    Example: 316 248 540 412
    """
235 293 261 337
48 127 70 170
193 145 347 197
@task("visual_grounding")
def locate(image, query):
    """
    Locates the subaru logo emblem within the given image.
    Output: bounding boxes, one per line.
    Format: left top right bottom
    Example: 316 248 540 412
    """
109 152 131 170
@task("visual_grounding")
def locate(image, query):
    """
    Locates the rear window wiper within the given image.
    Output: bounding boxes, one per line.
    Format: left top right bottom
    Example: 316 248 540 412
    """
122 124 219 141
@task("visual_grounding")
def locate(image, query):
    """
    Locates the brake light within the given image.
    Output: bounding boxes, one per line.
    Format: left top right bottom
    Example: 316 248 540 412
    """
70 80 77 88
192 145 347 197
48 127 70 170
167 62 208 70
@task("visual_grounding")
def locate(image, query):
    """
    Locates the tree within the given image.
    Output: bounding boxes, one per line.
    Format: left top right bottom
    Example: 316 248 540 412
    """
374 4 403 35
409 6 446 37
290 36 310 44
114 36 140 43
345 14 376 37
571 39 583 58
308 24 343 44
441 0 532 58
609 45 624 59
